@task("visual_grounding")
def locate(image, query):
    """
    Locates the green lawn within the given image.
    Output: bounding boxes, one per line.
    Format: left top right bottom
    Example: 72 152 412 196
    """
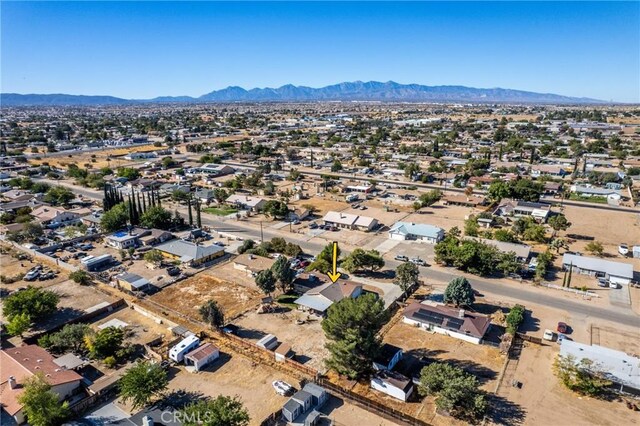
276 293 299 309
203 207 238 216
568 194 607 204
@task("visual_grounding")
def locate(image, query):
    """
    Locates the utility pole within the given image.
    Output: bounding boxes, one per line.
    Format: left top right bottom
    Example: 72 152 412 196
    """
260 221 264 243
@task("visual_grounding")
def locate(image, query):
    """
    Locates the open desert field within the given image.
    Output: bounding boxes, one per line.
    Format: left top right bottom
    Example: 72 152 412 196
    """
149 273 263 322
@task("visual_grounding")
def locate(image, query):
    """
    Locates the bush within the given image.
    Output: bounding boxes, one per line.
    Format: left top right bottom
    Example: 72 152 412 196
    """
505 304 525 334
104 356 117 368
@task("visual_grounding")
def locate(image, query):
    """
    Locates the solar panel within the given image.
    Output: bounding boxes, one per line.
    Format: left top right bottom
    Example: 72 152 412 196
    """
446 318 464 330
414 309 444 325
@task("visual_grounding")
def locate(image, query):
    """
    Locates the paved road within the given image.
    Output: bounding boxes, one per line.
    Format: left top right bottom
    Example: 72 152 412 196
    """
49 179 640 327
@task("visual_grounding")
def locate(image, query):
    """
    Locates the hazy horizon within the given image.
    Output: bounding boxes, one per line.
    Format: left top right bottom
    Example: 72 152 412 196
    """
2 2 639 102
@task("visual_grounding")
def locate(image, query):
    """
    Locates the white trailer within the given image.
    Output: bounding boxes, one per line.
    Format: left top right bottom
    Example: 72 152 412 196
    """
169 334 200 363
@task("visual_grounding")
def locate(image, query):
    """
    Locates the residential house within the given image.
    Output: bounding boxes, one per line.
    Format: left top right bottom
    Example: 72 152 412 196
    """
31 206 80 227
1 345 83 424
159 183 191 196
295 281 363 316
194 188 217 204
570 185 623 202
442 194 487 208
493 199 551 222
155 240 225 267
388 222 445 244
560 340 639 393
106 229 146 249
403 302 492 345
322 211 378 232
225 194 266 212
562 253 634 286
286 207 311 222
138 229 174 246
187 164 235 177
233 253 275 278
530 165 565 178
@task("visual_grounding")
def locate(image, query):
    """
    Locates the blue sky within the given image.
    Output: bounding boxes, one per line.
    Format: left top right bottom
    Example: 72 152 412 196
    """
2 1 639 102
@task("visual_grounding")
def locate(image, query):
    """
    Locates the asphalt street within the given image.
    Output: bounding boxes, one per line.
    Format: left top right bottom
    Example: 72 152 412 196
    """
45 179 640 328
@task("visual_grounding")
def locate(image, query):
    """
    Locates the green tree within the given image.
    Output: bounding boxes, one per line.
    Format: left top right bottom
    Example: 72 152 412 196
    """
418 190 442 207
535 250 554 280
505 304 525 334
172 189 190 202
69 270 92 285
200 300 225 328
86 326 124 359
43 186 75 206
237 239 255 254
522 223 547 243
117 167 140 180
548 214 572 236
418 362 487 421
493 229 518 243
331 159 343 172
394 262 419 294
3 286 59 321
254 269 276 296
40 323 90 354
553 354 612 397
443 277 475 307
6 312 31 336
100 202 128 232
322 293 386 379
18 373 70 426
270 256 294 292
140 205 172 229
179 396 250 426
143 249 163 265
306 242 340 273
585 240 604 256
463 215 479 236
119 361 169 409
263 200 289 219
341 248 385 273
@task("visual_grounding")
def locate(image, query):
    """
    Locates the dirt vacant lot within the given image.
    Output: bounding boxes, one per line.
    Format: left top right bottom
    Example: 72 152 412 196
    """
168 351 299 425
150 273 263 322
235 308 329 372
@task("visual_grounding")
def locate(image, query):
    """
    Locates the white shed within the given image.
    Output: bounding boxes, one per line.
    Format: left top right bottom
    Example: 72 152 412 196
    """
184 343 219 372
257 334 279 350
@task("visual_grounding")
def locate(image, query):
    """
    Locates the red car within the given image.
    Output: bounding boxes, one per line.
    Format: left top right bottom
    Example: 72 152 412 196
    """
557 322 568 333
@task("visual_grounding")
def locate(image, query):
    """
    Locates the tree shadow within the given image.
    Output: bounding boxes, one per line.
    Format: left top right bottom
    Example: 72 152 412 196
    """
518 309 541 333
486 394 527 426
155 389 207 410
395 348 448 378
446 359 497 385
236 327 267 340
319 395 345 417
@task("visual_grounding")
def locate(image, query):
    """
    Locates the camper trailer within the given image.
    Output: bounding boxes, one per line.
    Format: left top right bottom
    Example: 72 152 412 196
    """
169 334 200 363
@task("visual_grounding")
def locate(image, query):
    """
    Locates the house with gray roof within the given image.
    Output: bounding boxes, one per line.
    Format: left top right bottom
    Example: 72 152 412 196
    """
155 240 225 267
560 340 640 393
388 221 445 244
294 281 362 315
562 253 634 286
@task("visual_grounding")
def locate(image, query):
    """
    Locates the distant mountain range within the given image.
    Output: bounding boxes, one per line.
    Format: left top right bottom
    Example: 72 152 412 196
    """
1 81 606 106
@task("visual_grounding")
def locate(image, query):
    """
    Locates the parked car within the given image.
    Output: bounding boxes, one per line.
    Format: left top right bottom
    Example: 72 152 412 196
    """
272 380 294 396
410 258 427 266
222 324 239 335
24 270 40 281
597 277 608 287
309 222 318 229
394 255 409 262
556 322 568 333
79 243 93 250
38 271 56 281
618 243 629 256
298 260 310 268
543 329 555 341
167 267 181 277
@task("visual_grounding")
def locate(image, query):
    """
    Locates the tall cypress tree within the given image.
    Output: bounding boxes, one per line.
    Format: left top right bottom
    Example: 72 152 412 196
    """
141 190 147 212
195 198 202 229
156 189 162 208
187 197 193 227
137 192 144 215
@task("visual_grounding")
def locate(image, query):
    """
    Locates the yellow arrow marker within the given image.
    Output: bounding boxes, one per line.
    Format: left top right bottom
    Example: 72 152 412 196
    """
326 241 342 283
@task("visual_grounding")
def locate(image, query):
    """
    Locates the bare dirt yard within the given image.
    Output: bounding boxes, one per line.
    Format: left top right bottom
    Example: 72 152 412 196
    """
234 308 330 373
403 202 484 233
497 342 638 426
590 324 640 355
91 304 174 347
383 321 504 392
149 272 263 322
167 351 300 425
